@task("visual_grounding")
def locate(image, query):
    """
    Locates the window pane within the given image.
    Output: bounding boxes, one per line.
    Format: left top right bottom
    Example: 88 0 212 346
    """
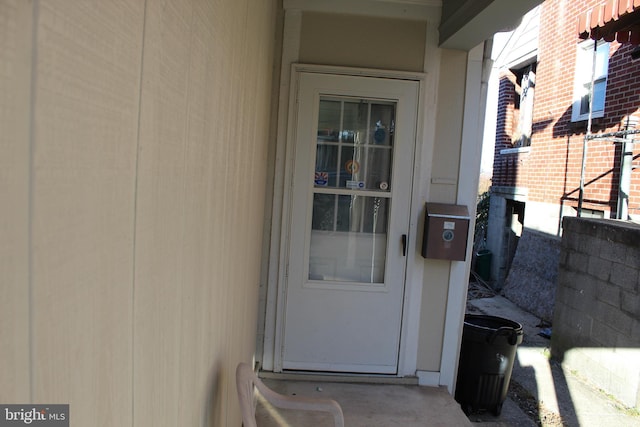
311 193 391 232
308 96 397 284
370 103 395 146
364 147 392 191
574 41 609 120
317 100 340 142
579 79 606 115
336 194 357 232
340 145 360 188
342 101 367 144
592 79 606 111
594 43 609 78
309 195 389 283
580 92 589 116
312 194 335 231
362 197 389 233
314 144 339 187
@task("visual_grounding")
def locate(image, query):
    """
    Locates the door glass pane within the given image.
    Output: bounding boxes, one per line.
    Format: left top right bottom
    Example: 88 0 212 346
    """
309 195 389 283
314 145 339 187
317 100 340 142
365 147 392 191
309 96 396 284
370 103 395 147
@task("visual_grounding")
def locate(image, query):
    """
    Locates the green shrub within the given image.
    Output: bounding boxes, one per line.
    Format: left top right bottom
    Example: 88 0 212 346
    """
474 191 490 247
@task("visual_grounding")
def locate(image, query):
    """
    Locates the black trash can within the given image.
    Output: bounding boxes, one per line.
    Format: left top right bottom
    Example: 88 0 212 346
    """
454 314 523 416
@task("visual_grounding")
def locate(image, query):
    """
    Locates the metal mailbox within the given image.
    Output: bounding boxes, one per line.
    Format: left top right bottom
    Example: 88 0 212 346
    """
422 203 470 261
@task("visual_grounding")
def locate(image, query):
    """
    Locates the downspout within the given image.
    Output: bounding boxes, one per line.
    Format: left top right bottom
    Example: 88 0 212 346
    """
578 40 598 216
617 116 637 219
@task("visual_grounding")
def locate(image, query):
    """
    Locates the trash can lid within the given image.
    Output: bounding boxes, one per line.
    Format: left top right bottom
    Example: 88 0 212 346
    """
463 315 524 346
464 314 522 332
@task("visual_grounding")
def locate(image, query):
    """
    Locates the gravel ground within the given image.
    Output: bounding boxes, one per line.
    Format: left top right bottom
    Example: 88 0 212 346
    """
508 379 565 426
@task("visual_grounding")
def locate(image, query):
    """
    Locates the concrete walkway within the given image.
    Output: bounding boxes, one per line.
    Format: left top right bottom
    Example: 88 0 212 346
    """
257 379 472 426
254 294 640 426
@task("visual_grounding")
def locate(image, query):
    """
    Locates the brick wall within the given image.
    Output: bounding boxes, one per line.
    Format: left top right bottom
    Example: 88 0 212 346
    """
552 217 640 408
493 0 640 219
492 75 518 187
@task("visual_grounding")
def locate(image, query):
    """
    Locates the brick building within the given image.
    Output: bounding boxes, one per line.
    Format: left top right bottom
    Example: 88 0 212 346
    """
486 0 640 312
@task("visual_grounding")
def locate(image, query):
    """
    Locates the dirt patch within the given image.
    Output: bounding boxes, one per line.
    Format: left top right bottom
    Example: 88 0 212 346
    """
467 279 496 300
508 380 566 426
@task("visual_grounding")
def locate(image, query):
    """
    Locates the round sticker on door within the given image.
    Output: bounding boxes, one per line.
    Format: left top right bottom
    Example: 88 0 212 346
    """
345 159 360 174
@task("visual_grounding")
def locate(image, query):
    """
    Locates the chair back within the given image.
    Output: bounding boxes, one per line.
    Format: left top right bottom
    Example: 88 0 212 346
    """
235 363 344 427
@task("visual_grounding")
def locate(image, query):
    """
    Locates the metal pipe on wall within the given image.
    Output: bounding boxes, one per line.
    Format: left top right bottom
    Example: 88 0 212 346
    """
578 40 598 217
617 117 637 219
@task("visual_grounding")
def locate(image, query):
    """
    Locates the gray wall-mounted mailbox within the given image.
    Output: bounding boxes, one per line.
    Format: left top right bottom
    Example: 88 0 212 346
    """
422 203 470 261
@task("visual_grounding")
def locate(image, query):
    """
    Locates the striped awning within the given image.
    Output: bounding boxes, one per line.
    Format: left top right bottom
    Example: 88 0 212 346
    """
577 0 640 44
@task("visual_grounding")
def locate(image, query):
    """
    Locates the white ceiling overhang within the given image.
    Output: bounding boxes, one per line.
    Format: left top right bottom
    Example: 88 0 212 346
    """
439 0 544 50
283 0 442 21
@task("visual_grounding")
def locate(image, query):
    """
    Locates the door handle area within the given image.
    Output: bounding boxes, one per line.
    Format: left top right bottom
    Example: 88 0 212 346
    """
402 234 407 257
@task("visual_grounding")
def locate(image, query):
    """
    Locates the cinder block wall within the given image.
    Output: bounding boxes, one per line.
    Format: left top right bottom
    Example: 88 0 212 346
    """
552 217 640 409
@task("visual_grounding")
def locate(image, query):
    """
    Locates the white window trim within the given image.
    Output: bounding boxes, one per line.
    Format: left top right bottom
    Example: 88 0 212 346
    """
571 40 610 122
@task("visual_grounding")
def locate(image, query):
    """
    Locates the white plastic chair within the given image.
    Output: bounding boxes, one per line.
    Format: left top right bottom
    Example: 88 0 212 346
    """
235 362 345 427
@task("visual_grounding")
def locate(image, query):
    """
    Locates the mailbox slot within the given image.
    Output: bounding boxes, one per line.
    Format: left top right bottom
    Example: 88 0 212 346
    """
422 203 470 261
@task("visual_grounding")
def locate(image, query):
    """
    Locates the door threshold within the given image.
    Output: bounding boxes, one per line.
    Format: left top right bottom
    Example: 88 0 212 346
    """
259 370 419 385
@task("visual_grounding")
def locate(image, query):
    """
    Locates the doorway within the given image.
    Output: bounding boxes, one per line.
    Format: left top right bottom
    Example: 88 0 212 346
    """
278 70 420 374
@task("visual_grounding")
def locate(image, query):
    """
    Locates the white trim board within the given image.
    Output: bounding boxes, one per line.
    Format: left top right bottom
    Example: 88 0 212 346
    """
417 370 441 387
262 9 302 372
439 42 488 393
283 0 441 20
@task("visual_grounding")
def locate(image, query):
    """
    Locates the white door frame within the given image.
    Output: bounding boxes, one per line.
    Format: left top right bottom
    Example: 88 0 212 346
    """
265 63 426 375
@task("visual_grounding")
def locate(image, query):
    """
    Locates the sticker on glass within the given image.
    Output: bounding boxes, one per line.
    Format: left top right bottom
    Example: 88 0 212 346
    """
346 180 365 189
314 171 329 186
344 160 360 174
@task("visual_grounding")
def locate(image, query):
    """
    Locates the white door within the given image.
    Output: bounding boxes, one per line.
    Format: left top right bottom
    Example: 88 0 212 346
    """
281 71 419 374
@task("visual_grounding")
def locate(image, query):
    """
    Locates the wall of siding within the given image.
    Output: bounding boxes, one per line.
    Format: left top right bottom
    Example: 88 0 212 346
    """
0 0 277 425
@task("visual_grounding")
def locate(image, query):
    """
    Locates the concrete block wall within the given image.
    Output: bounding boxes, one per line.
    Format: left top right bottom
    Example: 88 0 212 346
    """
502 229 560 322
552 217 640 409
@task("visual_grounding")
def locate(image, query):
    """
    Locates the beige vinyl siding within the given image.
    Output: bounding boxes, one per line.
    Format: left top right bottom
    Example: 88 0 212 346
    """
0 0 33 403
0 0 277 426
299 12 426 72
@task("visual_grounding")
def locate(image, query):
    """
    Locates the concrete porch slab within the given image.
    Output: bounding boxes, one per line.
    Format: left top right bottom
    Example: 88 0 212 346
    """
256 379 473 426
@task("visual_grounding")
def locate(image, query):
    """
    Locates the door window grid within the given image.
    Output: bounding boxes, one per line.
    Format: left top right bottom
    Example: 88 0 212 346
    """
314 98 394 233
